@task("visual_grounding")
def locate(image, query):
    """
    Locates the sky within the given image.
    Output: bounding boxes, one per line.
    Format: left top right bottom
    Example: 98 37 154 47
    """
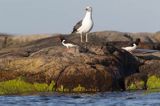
0 0 160 34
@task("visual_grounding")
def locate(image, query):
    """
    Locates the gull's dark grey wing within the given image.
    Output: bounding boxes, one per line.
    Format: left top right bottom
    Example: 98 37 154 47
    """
71 20 82 33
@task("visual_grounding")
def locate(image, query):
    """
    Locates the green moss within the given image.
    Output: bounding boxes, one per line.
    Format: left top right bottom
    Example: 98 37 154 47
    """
57 85 64 92
147 75 160 89
57 84 86 92
0 78 55 95
127 83 136 90
57 85 69 92
33 83 49 92
48 81 55 91
127 80 145 90
0 79 34 95
135 80 145 90
73 84 85 92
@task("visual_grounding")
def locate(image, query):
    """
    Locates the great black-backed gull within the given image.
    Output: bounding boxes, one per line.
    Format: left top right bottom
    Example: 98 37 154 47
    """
72 6 93 42
122 38 141 53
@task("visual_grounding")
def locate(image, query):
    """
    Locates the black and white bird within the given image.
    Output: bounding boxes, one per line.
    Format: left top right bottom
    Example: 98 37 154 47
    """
72 6 93 42
61 39 78 48
122 38 141 53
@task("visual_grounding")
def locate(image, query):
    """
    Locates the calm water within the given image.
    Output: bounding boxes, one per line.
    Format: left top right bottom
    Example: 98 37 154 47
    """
0 91 160 106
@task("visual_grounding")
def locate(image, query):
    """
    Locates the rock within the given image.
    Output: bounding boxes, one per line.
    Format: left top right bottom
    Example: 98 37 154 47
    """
1 30 160 94
136 52 160 76
0 32 141 94
125 73 147 90
125 50 160 90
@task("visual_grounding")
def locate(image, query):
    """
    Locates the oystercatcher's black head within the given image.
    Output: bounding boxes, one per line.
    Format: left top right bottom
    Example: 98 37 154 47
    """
134 38 141 45
59 36 65 42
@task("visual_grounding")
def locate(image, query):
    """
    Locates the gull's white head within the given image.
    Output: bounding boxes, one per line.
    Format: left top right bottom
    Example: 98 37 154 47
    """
85 6 92 12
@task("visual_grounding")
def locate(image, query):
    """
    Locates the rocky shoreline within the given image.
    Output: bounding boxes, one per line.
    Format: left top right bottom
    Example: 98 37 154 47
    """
0 31 160 95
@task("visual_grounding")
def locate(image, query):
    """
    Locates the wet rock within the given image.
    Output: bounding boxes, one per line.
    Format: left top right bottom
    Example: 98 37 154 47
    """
125 50 160 90
0 32 141 93
125 73 147 90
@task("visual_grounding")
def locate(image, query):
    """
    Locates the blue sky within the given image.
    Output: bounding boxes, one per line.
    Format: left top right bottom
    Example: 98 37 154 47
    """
0 0 160 34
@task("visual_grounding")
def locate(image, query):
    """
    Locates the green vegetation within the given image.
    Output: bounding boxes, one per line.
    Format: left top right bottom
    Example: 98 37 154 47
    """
0 78 55 95
56 84 99 92
127 83 136 90
138 81 145 89
127 81 145 90
56 84 86 92
127 75 160 91
147 75 160 89
73 84 85 92
33 83 50 92
48 81 55 91
57 85 69 92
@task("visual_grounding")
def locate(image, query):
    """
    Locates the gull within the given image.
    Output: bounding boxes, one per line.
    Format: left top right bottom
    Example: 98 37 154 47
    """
71 6 93 42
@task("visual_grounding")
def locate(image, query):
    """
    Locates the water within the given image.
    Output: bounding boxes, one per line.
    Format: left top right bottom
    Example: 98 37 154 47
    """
0 91 160 106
